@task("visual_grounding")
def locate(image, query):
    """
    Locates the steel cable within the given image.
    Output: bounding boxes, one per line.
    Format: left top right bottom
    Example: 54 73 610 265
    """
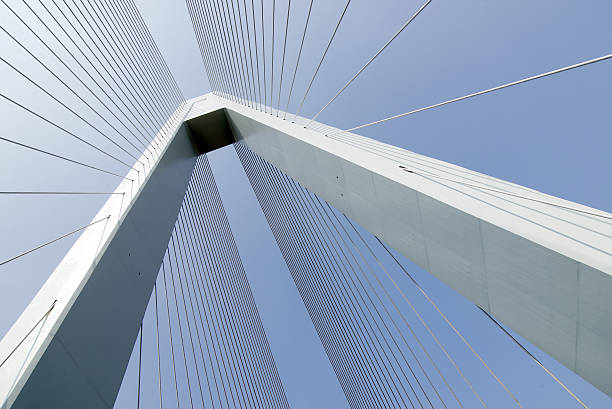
282 0 314 120
306 0 432 127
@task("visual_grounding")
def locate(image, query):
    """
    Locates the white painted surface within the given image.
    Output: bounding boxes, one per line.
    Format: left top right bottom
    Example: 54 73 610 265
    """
191 94 612 396
0 104 197 409
1 93 610 407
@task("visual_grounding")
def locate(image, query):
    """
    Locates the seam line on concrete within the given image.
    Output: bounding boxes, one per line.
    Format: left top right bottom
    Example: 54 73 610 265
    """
574 263 581 372
56 337 112 409
478 220 492 313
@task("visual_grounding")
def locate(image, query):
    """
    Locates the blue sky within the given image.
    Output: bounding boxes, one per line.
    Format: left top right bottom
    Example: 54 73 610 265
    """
1 0 611 407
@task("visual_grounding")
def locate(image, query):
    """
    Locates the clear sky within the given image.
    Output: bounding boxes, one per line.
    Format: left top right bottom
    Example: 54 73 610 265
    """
0 0 611 408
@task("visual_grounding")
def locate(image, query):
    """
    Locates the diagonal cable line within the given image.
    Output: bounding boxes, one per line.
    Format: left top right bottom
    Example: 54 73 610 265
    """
177 197 232 408
72 0 167 136
325 132 612 239
244 0 263 108
347 214 508 407
0 216 110 267
0 55 146 163
202 0 236 102
189 168 259 408
239 147 383 408
117 0 184 108
100 0 186 138
300 185 426 408
15 0 154 142
287 178 418 408
240 139 484 408
238 143 465 408
282 0 314 120
192 0 222 97
364 228 586 408
23 0 157 150
317 203 442 409
200 0 240 103
198 154 291 407
478 307 590 409
120 0 188 127
153 283 163 409
107 0 182 130
398 166 612 221
42 0 158 142
370 234 508 408
270 0 275 114
137 323 142 409
232 0 256 109
187 156 269 407
160 261 182 409
170 225 208 409
181 164 236 408
293 0 351 121
235 144 362 407
252 142 398 409
9 0 176 160
316 106 612 234
9 0 163 160
211 0 245 104
85 0 168 138
250 0 262 111
0 300 57 369
329 52 612 135
225 0 254 107
184 195 253 409
276 0 291 117
0 94 134 169
1 7 153 156
0 136 131 180
330 215 457 408
181 197 254 409
2 0 609 405
72 0 166 133
279 177 401 407
125 0 187 103
57 0 160 136
278 170 395 407
183 177 236 407
305 0 432 127
167 234 197 409
260 0 267 112
237 144 362 407
94 0 172 146
209 0 246 105
188 0 225 99
215 0 249 106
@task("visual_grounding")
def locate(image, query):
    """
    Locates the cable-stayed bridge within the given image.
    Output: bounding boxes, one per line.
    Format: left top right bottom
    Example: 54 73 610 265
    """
0 1 611 408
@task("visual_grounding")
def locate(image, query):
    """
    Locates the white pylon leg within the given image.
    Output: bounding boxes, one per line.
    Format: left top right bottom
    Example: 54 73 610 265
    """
1 93 611 408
